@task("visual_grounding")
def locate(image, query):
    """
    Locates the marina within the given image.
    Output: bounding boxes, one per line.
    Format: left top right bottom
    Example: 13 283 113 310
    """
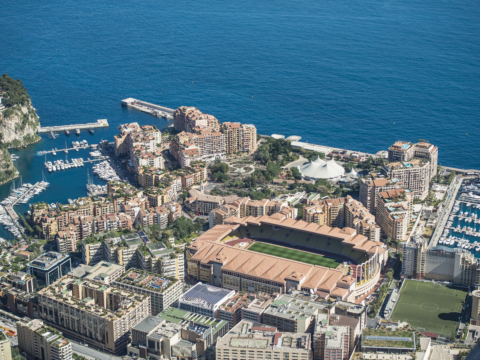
121 98 174 119
0 179 49 207
37 119 109 133
438 181 480 256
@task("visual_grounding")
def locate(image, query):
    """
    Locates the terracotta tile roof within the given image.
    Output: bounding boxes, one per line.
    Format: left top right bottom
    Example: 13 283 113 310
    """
191 241 344 292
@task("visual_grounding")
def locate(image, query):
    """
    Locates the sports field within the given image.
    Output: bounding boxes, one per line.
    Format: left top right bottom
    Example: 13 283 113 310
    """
247 242 341 268
391 280 467 338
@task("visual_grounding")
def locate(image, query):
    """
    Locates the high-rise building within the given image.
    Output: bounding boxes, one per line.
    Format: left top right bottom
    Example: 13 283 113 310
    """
112 268 183 315
403 237 480 287
26 252 71 288
359 177 403 215
221 122 257 155
0 330 11 360
303 196 380 242
37 276 150 355
388 141 438 180
313 314 350 360
471 290 480 325
376 189 413 241
384 141 437 200
17 318 72 360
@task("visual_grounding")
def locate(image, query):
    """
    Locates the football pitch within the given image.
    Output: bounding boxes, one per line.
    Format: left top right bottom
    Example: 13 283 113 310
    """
391 280 467 338
247 242 341 269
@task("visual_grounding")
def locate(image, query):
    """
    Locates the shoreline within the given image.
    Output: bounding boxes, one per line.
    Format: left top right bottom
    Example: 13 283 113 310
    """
262 134 480 174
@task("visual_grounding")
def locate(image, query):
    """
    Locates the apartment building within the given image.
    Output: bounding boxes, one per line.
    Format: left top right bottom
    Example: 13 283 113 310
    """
114 122 141 157
137 242 185 280
26 252 72 288
158 307 230 347
137 167 165 188
403 236 480 287
402 235 427 279
69 261 125 285
209 203 241 228
343 198 380 242
242 293 277 324
216 320 312 360
113 269 183 315
388 141 438 180
219 292 276 329
303 197 346 228
17 318 72 360
240 198 297 219
313 314 350 360
359 177 403 215
0 331 11 360
178 282 235 318
55 224 78 254
2 271 37 294
129 308 229 359
383 159 430 200
303 196 380 241
173 106 220 133
221 122 257 155
37 276 150 355
376 189 413 241
262 295 329 333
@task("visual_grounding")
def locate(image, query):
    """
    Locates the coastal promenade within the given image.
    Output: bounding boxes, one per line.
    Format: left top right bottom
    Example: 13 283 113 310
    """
265 134 378 158
121 98 174 119
37 119 109 133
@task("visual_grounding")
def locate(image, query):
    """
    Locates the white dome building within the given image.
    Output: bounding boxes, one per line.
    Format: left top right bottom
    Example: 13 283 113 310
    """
298 156 345 181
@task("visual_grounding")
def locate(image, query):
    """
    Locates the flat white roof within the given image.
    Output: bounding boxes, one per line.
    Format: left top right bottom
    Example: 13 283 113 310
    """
290 141 332 155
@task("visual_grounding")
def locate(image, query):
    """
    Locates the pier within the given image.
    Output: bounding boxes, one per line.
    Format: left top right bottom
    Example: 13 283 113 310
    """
430 177 463 248
4 206 18 222
37 119 109 134
121 98 174 119
11 182 43 206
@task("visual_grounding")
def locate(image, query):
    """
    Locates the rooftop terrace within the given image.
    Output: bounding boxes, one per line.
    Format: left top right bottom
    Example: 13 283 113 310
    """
116 269 176 292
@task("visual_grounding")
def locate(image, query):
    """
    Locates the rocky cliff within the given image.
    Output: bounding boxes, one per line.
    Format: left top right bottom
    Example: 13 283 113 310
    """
0 74 41 184
0 102 41 148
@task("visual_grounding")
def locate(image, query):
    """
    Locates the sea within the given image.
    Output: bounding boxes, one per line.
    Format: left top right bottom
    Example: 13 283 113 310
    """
1 0 479 239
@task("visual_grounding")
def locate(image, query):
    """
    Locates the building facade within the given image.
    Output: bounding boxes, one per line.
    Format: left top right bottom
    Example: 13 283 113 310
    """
26 252 71 288
37 276 150 355
113 269 183 315
17 318 72 360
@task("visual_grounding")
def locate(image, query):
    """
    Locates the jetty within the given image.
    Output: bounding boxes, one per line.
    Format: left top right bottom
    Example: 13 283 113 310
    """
429 177 463 247
37 119 109 134
121 98 174 119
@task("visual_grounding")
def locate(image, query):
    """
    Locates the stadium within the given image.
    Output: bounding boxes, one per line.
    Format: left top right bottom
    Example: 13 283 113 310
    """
187 213 387 302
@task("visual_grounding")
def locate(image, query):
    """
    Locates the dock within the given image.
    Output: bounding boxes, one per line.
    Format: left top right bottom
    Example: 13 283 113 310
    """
37 119 109 134
121 98 174 119
430 177 463 248
4 206 18 222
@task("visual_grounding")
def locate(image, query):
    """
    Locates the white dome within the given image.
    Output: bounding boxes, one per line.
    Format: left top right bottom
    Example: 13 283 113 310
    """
349 168 357 177
299 157 345 180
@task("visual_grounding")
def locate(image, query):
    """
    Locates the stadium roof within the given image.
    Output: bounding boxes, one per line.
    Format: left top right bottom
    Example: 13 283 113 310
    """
299 157 345 180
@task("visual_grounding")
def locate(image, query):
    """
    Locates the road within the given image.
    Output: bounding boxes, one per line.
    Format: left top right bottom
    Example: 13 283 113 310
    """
284 156 308 169
71 341 122 360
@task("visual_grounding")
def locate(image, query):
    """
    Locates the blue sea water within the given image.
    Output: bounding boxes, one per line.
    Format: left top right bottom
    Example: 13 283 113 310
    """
0 0 480 238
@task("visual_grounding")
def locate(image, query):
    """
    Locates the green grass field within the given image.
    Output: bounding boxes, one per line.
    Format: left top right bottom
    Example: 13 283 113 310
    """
391 280 467 338
247 242 341 268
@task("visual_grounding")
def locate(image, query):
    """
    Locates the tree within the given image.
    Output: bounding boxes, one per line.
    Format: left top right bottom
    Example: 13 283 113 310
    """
290 167 302 180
